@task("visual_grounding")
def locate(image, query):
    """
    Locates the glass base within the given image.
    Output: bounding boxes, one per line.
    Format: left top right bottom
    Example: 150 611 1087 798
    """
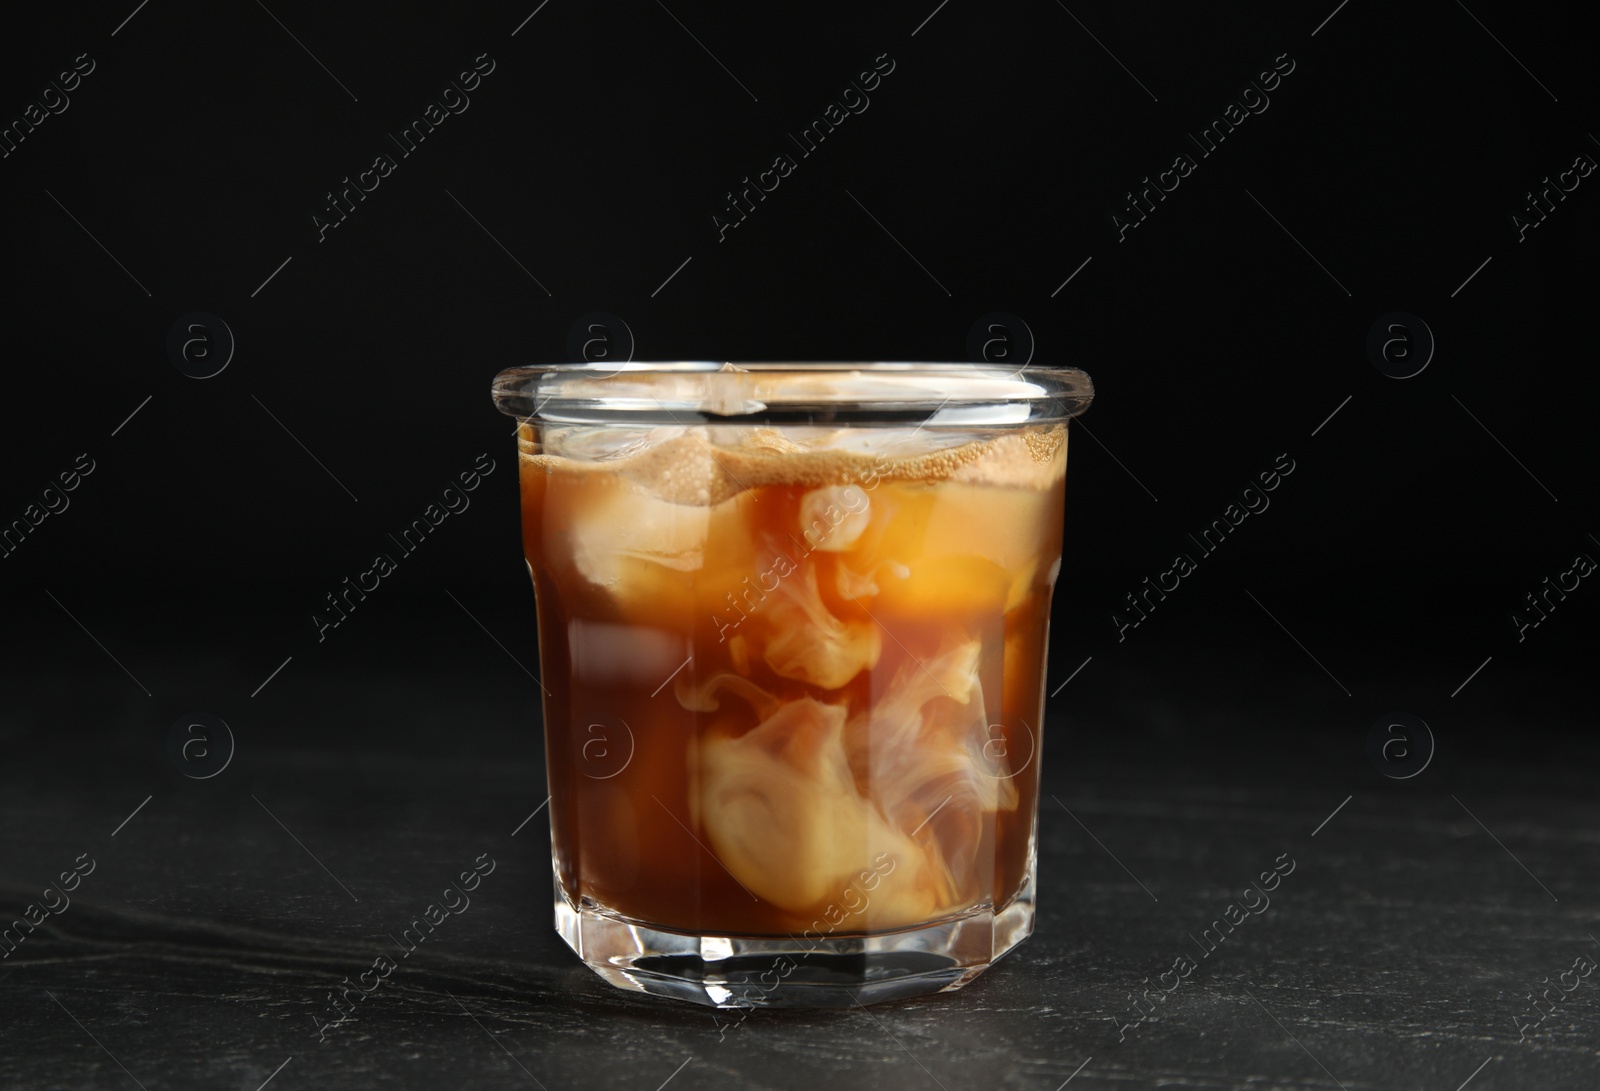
554 876 1035 1008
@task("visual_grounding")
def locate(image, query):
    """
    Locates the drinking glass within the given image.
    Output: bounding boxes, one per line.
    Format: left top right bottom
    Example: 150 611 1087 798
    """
491 362 1093 1006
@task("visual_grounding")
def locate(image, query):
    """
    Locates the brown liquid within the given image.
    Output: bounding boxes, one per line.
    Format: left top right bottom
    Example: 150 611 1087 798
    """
519 423 1066 936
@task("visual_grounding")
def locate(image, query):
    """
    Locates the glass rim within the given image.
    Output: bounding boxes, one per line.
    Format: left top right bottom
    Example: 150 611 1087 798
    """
491 362 1093 425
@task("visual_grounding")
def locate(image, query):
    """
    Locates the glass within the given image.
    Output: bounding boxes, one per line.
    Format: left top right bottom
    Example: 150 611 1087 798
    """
491 362 1093 1007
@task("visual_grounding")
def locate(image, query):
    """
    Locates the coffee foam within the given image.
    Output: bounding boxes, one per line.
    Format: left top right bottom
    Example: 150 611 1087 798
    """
521 424 1067 505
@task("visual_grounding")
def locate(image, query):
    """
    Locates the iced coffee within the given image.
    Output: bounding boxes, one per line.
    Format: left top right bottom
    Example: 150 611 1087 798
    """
493 363 1092 1007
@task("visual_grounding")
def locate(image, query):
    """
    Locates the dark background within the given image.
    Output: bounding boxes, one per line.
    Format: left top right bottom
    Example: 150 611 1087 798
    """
1 1 1596 1089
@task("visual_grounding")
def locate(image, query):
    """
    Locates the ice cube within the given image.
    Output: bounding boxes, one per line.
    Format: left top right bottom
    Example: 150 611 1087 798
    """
542 425 683 462
797 426 984 457
552 425 750 506
570 484 710 590
700 363 767 416
922 481 1052 573
558 429 764 608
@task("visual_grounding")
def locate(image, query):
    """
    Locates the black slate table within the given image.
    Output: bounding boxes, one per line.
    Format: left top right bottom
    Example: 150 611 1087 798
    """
2 635 1596 1091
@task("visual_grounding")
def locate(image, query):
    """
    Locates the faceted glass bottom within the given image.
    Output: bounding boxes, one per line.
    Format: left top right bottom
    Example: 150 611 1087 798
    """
553 869 1035 1008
